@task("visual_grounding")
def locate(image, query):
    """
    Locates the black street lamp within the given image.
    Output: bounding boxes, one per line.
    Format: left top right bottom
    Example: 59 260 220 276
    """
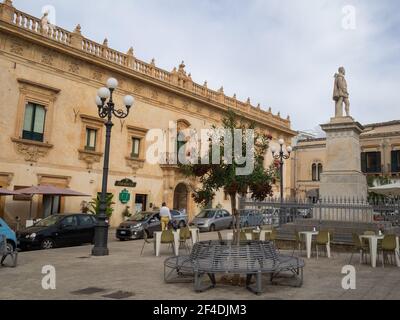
92 78 134 256
271 139 292 225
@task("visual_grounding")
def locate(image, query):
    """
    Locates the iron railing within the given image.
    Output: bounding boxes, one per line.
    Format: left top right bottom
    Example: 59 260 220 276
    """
239 197 400 227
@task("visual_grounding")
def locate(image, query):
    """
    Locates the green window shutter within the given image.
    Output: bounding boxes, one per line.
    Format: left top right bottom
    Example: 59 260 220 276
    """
392 151 400 173
361 152 367 173
376 152 382 173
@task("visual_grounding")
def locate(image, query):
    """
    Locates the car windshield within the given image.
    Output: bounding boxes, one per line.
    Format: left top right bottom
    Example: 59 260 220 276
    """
196 210 215 218
35 215 62 227
129 212 153 222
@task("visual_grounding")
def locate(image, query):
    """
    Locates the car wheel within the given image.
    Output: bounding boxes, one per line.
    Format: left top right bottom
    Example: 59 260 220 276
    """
41 238 55 250
6 241 15 253
209 224 216 232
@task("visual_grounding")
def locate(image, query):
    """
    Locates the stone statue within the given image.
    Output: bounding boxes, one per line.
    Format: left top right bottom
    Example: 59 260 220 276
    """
333 67 350 117
40 12 54 35
41 12 50 34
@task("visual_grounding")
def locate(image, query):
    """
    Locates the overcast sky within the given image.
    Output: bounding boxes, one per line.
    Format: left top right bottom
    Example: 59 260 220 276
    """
13 0 400 132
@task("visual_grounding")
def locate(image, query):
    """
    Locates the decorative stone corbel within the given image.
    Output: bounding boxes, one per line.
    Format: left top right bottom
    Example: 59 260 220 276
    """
11 138 53 162
125 157 145 175
78 149 103 170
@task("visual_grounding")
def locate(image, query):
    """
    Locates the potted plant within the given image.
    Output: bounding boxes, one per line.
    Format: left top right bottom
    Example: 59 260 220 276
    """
89 194 115 218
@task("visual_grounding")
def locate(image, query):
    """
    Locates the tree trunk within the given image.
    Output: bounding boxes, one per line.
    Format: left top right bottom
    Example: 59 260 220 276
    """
229 192 240 245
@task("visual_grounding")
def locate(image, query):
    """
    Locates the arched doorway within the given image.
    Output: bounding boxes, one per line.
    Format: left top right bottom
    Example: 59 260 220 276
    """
173 183 189 214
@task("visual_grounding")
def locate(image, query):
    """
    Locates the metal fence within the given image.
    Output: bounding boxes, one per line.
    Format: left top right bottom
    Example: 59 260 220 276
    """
239 197 400 227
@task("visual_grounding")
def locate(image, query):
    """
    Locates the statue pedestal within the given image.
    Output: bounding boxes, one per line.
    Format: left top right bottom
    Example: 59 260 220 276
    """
319 117 368 200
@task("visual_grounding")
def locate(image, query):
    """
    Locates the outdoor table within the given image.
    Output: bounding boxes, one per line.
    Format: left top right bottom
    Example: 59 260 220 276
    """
154 228 200 257
257 230 273 241
227 230 273 241
359 234 400 268
226 232 252 241
299 231 319 259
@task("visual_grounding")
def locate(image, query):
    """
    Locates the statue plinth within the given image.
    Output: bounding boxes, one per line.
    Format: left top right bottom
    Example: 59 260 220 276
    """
319 117 368 200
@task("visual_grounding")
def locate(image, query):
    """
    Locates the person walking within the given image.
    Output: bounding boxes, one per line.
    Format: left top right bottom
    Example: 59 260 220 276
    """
160 202 172 231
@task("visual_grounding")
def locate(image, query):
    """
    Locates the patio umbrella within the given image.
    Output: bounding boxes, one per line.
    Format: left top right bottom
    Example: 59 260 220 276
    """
369 183 400 197
17 185 90 196
0 188 20 196
17 185 91 219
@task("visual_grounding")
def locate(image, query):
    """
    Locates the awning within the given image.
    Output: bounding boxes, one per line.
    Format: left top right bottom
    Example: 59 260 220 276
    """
17 185 90 197
369 182 400 197
0 188 20 196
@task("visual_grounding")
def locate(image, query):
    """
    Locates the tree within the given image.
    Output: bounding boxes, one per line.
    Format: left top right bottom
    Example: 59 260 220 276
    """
89 194 115 218
180 109 277 242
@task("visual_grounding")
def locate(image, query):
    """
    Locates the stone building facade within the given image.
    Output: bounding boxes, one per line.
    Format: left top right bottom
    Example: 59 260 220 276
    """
291 120 400 200
0 1 296 227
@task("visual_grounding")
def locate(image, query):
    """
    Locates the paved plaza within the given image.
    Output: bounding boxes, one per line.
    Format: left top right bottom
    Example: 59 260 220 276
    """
1 230 399 300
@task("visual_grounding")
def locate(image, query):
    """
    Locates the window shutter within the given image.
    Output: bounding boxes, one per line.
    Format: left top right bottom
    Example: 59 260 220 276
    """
392 151 399 173
376 152 382 173
361 152 367 173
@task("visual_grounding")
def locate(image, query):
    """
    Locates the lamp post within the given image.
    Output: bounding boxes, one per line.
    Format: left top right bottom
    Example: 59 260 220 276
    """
92 78 134 256
271 139 292 226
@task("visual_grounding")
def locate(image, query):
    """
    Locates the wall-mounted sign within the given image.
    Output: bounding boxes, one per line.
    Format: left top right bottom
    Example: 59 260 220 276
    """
115 178 137 188
119 189 131 204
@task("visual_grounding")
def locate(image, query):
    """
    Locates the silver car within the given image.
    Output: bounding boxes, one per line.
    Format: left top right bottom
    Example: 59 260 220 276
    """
170 210 189 228
190 209 233 232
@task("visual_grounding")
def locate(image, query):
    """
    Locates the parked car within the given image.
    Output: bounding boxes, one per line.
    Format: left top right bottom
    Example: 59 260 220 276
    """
238 209 264 228
190 209 233 232
116 209 188 241
0 218 17 253
116 211 161 240
17 214 97 251
170 210 189 228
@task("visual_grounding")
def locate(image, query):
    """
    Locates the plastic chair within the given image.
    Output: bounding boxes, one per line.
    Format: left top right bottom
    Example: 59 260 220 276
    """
315 231 330 259
179 227 192 254
161 230 176 255
140 230 154 256
349 233 369 265
379 235 397 268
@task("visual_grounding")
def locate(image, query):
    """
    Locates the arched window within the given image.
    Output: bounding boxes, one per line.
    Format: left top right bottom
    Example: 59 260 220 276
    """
317 163 323 181
312 164 317 181
312 163 323 181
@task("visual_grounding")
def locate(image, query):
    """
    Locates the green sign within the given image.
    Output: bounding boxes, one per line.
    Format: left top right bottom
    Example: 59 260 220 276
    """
119 189 131 204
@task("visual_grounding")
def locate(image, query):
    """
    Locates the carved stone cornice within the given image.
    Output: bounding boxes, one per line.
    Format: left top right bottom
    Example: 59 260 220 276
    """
11 137 53 162
78 149 103 170
125 157 145 175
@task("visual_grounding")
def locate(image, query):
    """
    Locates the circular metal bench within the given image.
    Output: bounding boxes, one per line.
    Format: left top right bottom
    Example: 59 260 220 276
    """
164 240 304 295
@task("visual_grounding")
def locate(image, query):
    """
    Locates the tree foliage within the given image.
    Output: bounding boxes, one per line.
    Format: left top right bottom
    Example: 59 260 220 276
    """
180 110 277 238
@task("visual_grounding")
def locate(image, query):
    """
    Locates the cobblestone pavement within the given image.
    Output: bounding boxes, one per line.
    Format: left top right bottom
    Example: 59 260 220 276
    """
1 230 399 300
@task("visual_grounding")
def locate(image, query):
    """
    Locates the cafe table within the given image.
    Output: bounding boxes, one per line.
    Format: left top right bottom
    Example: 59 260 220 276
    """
299 231 319 259
154 228 199 257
